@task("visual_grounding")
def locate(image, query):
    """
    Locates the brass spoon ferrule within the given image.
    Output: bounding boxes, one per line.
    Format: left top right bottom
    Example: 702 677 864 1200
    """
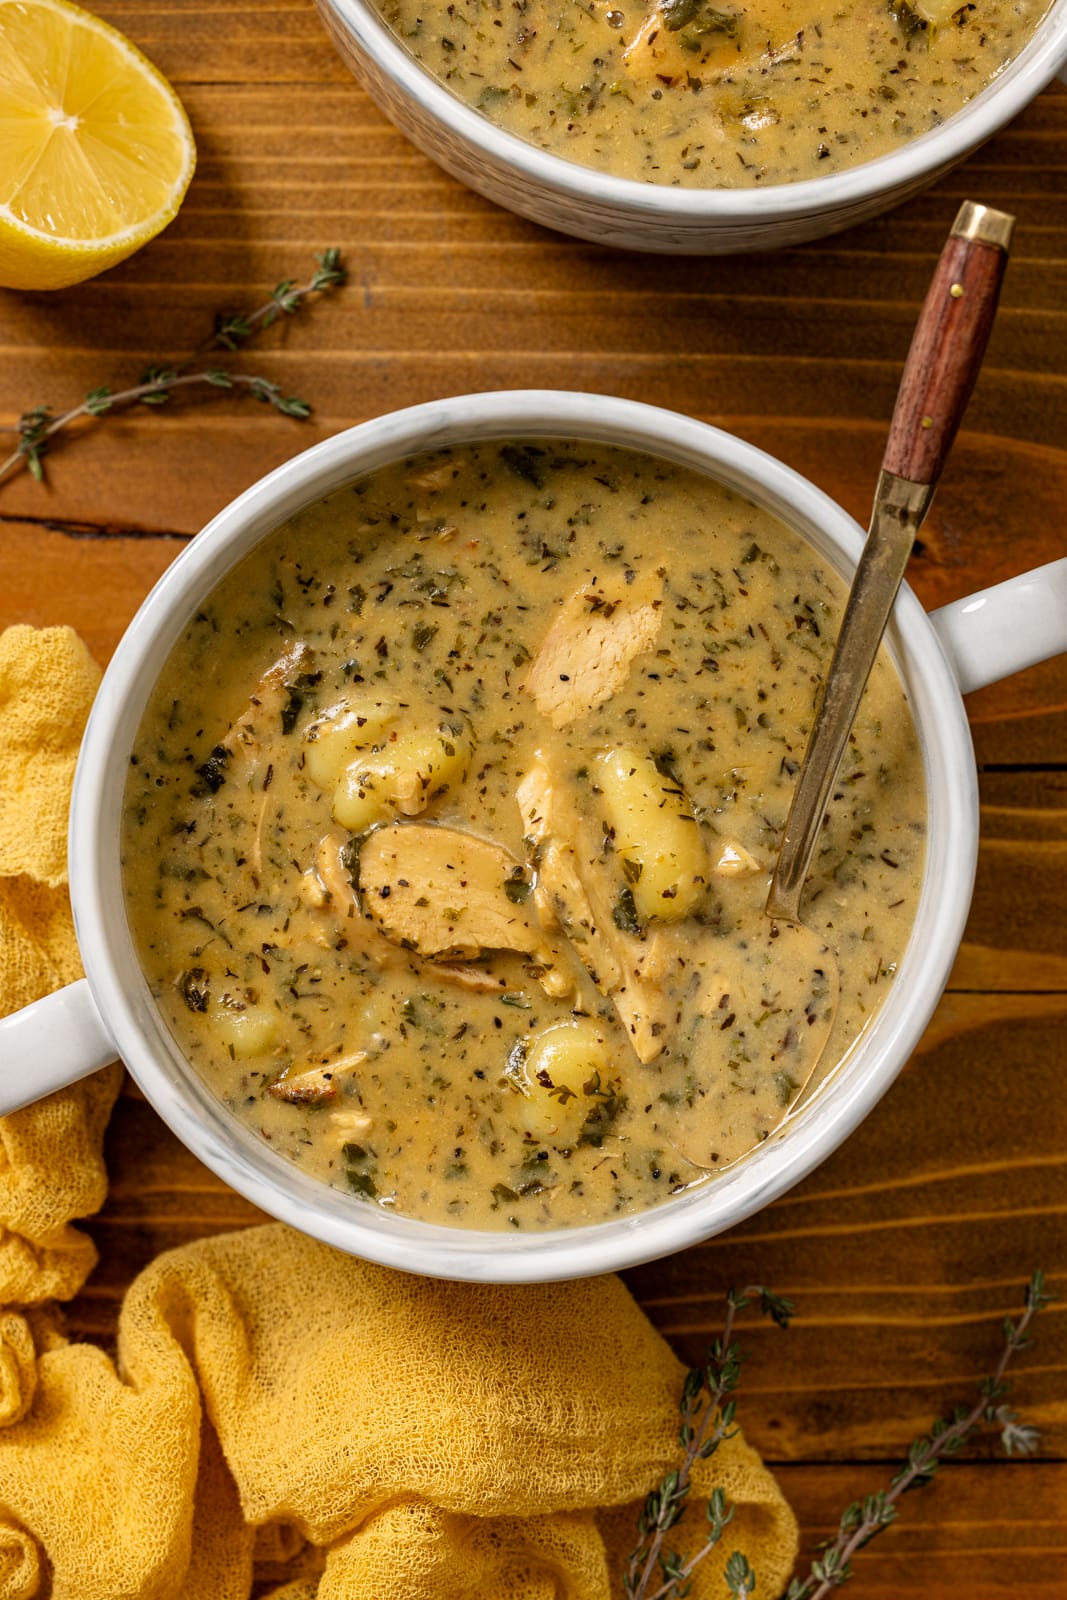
952 201 1015 254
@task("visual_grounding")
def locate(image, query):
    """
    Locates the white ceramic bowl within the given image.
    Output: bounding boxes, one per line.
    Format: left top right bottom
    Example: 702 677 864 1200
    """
3 392 1066 1282
315 0 1067 253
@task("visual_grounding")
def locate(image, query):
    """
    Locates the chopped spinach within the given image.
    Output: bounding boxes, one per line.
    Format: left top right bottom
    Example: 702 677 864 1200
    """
178 968 210 1013
499 443 547 488
661 0 739 34
612 887 642 934
195 744 230 794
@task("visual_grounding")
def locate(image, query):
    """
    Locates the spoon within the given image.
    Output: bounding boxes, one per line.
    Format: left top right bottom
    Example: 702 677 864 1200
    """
636 203 1016 1176
703 198 1019 1153
767 199 1015 934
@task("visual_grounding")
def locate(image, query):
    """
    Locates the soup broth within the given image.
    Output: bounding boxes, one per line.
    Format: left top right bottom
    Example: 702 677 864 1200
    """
372 0 1049 188
123 441 926 1230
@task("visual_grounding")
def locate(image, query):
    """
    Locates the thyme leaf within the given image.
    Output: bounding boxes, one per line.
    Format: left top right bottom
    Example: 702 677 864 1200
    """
177 968 210 1013
613 887 642 934
503 871 533 904
889 0 930 40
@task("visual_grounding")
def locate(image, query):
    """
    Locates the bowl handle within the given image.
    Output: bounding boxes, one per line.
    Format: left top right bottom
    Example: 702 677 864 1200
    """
929 556 1067 693
0 980 117 1115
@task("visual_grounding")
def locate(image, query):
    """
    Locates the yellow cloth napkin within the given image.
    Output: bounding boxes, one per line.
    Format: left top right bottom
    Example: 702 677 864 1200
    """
0 624 799 1600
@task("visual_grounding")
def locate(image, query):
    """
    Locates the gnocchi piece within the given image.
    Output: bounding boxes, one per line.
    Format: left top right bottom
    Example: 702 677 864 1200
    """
332 721 472 832
332 763 390 833
507 1019 620 1146
594 748 707 923
303 699 396 790
211 1004 278 1058
376 723 472 816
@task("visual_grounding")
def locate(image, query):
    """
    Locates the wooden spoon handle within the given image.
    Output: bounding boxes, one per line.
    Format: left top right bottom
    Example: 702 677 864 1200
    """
766 201 1015 929
882 201 1014 487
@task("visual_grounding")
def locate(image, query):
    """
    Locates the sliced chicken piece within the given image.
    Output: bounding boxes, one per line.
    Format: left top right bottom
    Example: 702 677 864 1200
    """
295 833 556 1001
268 1049 367 1106
517 755 679 1064
523 574 663 729
196 641 316 794
358 823 574 998
359 824 530 956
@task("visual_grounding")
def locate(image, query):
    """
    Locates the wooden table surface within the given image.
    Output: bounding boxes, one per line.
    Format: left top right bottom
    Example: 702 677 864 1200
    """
2 4 1066 1593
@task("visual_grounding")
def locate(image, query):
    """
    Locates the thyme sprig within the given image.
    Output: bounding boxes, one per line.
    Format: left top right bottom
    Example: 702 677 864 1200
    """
630 1271 1051 1600
625 1284 794 1600
787 1270 1054 1600
0 248 347 490
200 248 347 353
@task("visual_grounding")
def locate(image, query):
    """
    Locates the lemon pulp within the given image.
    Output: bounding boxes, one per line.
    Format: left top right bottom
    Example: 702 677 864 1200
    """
0 0 195 290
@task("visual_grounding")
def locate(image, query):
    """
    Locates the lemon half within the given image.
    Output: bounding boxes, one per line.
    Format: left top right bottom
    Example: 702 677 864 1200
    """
0 0 195 290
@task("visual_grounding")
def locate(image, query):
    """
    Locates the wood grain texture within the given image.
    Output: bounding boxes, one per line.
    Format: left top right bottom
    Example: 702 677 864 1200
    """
776 1462 1067 1595
2 0 1066 1589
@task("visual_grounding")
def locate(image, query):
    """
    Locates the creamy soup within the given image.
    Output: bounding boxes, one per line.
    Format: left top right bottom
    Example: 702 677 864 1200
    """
373 0 1049 187
123 441 925 1230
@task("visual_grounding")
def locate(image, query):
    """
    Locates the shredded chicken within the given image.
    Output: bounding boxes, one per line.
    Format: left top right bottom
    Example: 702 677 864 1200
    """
329 1108 375 1143
517 754 679 1063
204 642 315 783
314 831 361 916
616 3 744 84
712 840 763 877
268 1050 367 1105
198 642 316 877
409 460 463 494
433 963 513 994
281 832 405 960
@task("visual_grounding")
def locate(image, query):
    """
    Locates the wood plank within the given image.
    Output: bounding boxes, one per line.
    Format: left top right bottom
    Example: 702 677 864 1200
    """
955 771 1067 991
0 521 181 667
774 1461 1067 1596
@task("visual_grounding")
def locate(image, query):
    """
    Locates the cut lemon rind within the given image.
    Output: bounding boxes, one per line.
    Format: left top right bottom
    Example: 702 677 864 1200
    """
0 0 196 291
0 195 190 292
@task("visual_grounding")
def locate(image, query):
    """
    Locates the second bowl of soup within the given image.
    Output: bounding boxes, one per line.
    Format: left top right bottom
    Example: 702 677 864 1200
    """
314 0 1067 250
